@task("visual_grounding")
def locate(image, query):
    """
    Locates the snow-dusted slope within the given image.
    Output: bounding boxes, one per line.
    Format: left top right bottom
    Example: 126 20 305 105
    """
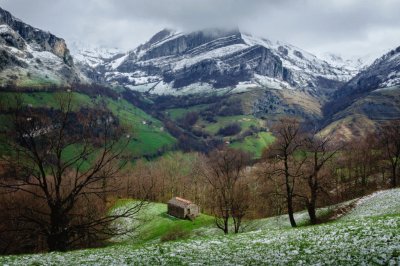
328 45 400 104
0 7 85 86
241 34 356 83
97 28 361 95
69 41 123 68
342 188 400 220
320 52 378 74
370 47 400 88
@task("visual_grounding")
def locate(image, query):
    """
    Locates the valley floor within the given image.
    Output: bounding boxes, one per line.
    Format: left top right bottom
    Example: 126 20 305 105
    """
1 189 400 265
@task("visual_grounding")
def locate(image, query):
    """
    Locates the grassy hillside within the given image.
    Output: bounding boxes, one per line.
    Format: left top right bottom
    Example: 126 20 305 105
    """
1 189 399 265
320 86 400 142
164 102 274 158
230 131 275 158
110 200 215 246
195 115 263 135
0 91 176 159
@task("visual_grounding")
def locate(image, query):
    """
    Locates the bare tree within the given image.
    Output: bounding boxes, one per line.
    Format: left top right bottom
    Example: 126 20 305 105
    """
299 133 338 225
201 148 250 234
264 118 304 227
0 93 144 252
344 134 380 195
378 120 400 188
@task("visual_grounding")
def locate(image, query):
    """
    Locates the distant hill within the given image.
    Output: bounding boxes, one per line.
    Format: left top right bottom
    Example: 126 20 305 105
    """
321 47 400 140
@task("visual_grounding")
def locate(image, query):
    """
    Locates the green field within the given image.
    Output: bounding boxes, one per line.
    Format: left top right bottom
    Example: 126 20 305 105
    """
166 104 209 120
104 97 176 157
0 91 94 110
110 200 215 246
197 115 264 135
164 102 275 158
230 131 275 158
0 91 275 160
0 92 176 159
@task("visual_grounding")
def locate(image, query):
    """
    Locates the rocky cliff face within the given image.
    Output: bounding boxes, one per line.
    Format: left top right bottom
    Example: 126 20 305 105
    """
0 7 73 66
95 28 355 95
138 28 245 61
0 7 84 87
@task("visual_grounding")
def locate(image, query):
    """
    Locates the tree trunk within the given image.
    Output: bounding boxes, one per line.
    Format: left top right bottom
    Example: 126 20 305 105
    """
47 208 69 251
287 196 297 227
284 153 297 228
306 193 317 225
223 217 229 235
307 173 318 225
233 217 242 234
391 164 397 188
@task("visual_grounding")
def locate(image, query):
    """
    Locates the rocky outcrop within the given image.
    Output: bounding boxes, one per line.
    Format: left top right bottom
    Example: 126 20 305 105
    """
138 28 245 61
0 7 73 66
167 44 292 88
0 24 25 49
0 7 85 86
0 48 27 70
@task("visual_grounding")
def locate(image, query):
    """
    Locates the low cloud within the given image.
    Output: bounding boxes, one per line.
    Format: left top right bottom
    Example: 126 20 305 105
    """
0 0 399 58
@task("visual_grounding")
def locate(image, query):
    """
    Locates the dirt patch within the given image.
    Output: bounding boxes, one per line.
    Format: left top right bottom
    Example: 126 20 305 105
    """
317 200 359 224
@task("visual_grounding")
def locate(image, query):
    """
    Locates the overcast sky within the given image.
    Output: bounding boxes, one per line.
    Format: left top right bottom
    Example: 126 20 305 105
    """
1 0 399 59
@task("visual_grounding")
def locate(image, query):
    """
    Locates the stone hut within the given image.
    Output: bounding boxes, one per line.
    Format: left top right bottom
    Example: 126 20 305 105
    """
167 197 200 220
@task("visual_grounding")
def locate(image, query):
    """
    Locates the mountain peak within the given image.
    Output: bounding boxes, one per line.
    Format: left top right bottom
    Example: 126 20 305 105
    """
94 26 365 95
146 28 178 46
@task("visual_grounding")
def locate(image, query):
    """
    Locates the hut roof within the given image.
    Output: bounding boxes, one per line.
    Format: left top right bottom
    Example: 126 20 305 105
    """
168 197 193 208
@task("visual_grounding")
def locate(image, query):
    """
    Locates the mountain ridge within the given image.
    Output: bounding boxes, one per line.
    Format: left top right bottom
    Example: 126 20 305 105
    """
321 46 400 141
93 28 358 95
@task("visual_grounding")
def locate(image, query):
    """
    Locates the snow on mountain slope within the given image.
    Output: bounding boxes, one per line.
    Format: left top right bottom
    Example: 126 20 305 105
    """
241 33 356 83
329 45 400 100
0 7 85 86
371 47 400 88
320 52 378 73
69 41 123 68
96 28 360 95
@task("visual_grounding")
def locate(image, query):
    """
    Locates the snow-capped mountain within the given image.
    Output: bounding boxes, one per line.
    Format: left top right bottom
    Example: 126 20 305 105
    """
69 41 123 68
337 46 400 97
94 28 360 95
322 45 400 139
0 7 85 86
320 52 377 74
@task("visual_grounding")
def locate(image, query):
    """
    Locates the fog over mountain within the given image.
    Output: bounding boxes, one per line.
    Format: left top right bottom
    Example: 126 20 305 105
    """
0 0 399 59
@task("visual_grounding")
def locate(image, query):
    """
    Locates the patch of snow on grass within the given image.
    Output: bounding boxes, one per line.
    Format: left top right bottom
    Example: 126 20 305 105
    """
2 215 399 265
342 188 400 220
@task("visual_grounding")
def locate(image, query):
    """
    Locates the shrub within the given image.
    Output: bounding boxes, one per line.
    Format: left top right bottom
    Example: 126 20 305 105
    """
217 123 242 136
160 227 190 242
181 112 199 128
